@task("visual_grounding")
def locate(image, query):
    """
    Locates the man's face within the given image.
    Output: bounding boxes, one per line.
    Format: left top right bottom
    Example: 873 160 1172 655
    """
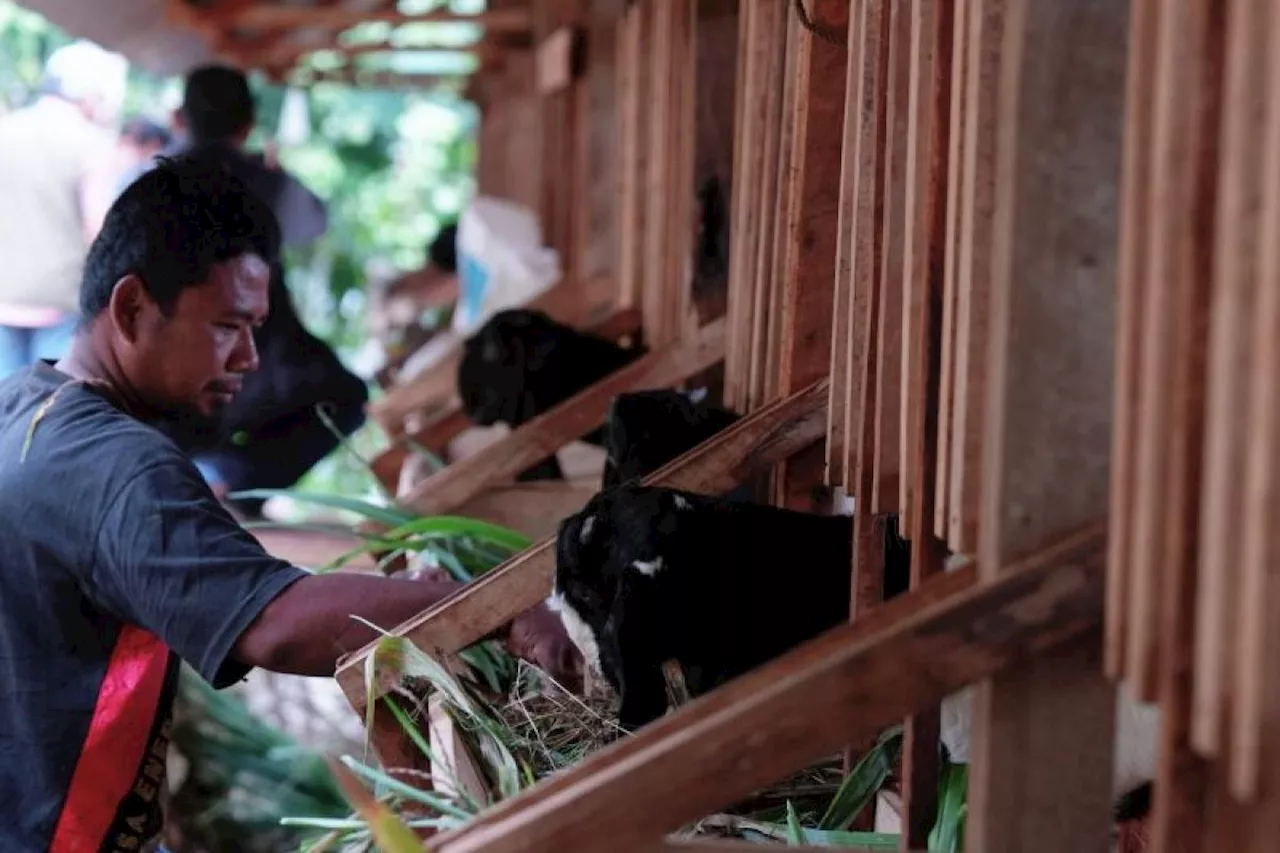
121 254 270 423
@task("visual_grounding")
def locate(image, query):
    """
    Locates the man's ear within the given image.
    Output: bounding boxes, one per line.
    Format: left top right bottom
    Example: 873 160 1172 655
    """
107 274 151 345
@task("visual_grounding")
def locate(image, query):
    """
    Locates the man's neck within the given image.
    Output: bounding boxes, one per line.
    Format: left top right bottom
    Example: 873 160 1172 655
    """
55 333 155 422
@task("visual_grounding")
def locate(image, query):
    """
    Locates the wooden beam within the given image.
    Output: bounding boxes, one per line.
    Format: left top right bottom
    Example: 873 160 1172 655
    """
335 378 830 714
400 319 726 516
427 523 1104 853
963 1 1128 851
230 7 532 33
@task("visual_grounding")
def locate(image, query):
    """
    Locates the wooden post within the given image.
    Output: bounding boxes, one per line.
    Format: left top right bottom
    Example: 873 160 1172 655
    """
963 1 1129 851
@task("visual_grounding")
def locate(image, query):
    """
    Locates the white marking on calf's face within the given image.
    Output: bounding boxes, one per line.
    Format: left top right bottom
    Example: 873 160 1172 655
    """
630 556 664 576
546 591 603 674
673 495 692 511
580 514 596 542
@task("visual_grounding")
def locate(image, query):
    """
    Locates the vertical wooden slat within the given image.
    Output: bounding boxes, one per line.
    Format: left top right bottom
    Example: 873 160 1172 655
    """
1126 0 1206 703
1149 0 1224 844
745 1 787 412
847 0 891 616
897 0 936 534
870 0 911 516
1104 0 1161 682
897 0 954 843
964 1 1128 851
724 0 758 410
775 0 850 509
825 0 864 489
1192 0 1269 760
1231 0 1280 804
617 6 649 312
764 13 801 407
945 0 1003 555
642 0 675 347
931 0 969 541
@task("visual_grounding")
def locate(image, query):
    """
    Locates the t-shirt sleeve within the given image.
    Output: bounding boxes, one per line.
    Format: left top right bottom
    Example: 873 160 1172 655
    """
89 457 310 688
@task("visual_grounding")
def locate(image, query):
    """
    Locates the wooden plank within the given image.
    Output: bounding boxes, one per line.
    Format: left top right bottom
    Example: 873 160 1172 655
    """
336 379 831 713
1148 0 1222 844
898 0 955 844
932 0 970 540
849 0 891 618
964 2 1128 851
401 320 726 516
744 1 788 411
842 0 888 488
870 0 911 516
429 523 1105 853
1126 0 1207 702
945 0 1003 554
1192 0 1268 759
1104 0 1161 681
724 0 765 410
824 0 862 490
763 13 800 407
773 0 848 507
897 0 938 530
616 5 649 311
1231 0 1280 805
537 28 581 94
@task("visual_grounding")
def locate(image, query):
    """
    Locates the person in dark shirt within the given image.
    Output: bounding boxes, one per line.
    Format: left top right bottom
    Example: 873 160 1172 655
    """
0 154 580 853
115 63 363 520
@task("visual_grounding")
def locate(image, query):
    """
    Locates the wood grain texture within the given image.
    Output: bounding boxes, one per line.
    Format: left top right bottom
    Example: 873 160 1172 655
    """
965 1 1127 851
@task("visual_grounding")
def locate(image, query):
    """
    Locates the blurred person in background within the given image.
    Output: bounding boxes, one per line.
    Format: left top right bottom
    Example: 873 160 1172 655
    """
82 115 172 239
115 63 367 520
0 39 128 378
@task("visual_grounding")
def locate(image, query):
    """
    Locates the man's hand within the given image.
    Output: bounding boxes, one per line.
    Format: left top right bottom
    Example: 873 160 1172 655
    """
506 602 584 694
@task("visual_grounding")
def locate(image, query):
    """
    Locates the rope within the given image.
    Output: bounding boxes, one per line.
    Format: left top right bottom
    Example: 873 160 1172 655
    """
792 0 847 47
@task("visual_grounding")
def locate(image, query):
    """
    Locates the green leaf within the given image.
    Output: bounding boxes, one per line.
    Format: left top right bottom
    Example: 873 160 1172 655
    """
229 488 417 527
818 725 903 830
785 801 806 845
929 761 968 853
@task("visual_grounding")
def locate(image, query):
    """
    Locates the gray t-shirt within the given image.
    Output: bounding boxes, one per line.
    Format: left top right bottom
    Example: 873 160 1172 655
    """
0 361 308 851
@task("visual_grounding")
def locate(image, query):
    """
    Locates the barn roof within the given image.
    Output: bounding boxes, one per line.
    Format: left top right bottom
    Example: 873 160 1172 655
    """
16 0 529 86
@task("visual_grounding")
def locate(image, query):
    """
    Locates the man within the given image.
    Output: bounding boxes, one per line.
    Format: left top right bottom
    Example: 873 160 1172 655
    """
371 222 461 383
117 63 360 519
0 154 579 852
0 40 129 378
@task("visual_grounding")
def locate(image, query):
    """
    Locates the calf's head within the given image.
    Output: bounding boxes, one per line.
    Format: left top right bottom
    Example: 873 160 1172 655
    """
457 309 558 427
602 389 740 489
550 484 702 730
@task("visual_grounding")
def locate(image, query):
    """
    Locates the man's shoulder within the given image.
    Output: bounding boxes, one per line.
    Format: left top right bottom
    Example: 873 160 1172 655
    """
0 367 189 486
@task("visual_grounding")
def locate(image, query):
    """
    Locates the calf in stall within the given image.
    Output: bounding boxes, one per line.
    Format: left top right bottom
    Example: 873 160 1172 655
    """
548 483 1157 821
456 308 646 481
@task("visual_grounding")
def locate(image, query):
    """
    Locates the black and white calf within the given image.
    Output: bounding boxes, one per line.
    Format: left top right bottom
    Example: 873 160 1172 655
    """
550 483 879 728
456 309 645 481
548 483 1157 820
601 389 742 490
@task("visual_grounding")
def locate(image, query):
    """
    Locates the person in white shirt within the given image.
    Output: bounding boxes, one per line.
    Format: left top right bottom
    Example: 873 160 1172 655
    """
0 40 128 378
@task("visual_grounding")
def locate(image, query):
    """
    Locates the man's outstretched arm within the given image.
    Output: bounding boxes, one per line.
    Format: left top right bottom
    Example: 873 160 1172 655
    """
230 571 581 688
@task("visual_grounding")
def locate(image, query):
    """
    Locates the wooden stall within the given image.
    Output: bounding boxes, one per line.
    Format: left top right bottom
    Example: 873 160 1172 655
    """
32 1 1280 851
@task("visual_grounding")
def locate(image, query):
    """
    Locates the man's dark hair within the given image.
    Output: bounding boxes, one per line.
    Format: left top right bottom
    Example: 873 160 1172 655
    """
180 64 256 144
119 115 172 150
80 153 281 320
428 222 458 273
